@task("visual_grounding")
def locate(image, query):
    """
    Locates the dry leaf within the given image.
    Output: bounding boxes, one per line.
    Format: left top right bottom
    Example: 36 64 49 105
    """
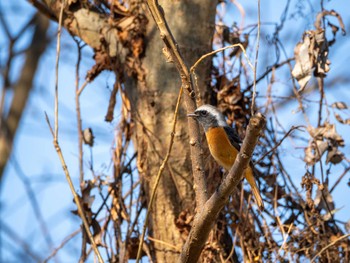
304 140 328 165
91 219 105 247
292 9 346 91
345 220 350 232
331 101 348 110
127 237 142 259
326 146 344 164
217 76 242 106
334 113 350 125
305 123 345 165
175 210 193 239
292 35 313 91
314 182 335 212
83 128 94 147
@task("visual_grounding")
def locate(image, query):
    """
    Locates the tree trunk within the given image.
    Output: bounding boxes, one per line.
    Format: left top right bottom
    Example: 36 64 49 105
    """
125 1 216 261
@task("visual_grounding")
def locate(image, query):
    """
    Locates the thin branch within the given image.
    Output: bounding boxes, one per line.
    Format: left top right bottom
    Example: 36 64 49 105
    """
251 0 261 115
330 166 350 193
310 233 350 262
0 219 43 262
148 236 181 252
11 157 54 250
53 0 65 141
254 125 305 164
190 43 254 97
73 38 84 184
178 113 266 263
44 228 81 263
45 114 104 263
50 2 103 261
246 57 295 89
77 80 89 96
0 12 49 179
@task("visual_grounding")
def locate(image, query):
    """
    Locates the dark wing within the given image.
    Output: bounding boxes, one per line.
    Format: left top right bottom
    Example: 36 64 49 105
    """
223 126 242 151
224 126 257 172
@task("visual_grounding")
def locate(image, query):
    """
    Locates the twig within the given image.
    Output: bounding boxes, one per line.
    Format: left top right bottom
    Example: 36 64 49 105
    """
191 44 254 75
135 86 183 262
0 13 49 179
310 233 350 262
11 157 54 250
45 114 104 263
190 43 254 96
317 77 324 127
232 0 245 32
73 38 84 184
246 58 294 89
145 0 208 209
44 228 81 262
178 113 266 263
330 166 350 193
54 0 65 141
254 125 305 164
251 0 261 115
1 219 43 262
50 2 103 261
148 236 181 252
77 80 89 96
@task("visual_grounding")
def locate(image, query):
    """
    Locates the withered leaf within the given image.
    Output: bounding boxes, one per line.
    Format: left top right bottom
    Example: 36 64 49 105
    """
314 183 334 212
304 140 328 165
334 113 350 125
84 219 106 247
131 36 144 58
326 146 344 164
292 35 313 92
83 128 95 147
331 101 348 110
345 220 350 232
217 75 242 106
127 237 143 259
323 124 345 146
313 29 330 77
308 123 344 146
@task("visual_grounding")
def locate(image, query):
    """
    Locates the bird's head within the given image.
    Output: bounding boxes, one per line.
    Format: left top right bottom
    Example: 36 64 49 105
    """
187 104 228 131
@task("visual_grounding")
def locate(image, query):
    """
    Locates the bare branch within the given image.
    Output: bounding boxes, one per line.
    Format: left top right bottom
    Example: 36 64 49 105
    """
311 233 350 262
0 13 49 179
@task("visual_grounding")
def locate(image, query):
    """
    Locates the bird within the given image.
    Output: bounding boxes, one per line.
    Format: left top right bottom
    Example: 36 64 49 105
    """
188 104 264 210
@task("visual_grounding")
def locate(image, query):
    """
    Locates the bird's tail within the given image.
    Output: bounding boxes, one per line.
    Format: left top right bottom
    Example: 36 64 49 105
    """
245 166 264 211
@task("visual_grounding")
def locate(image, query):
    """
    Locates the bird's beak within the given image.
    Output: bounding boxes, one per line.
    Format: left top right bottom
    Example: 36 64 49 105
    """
187 113 198 118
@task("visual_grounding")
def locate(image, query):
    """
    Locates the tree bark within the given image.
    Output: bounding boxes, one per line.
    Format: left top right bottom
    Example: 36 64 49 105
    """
124 1 216 261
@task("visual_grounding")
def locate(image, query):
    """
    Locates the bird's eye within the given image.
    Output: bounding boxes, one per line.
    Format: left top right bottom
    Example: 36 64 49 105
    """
199 110 208 116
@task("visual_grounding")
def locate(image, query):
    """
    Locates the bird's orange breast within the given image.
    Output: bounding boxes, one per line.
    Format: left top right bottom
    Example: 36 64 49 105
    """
206 127 238 171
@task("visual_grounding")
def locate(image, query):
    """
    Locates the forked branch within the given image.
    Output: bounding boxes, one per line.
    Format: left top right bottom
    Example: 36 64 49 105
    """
178 113 266 263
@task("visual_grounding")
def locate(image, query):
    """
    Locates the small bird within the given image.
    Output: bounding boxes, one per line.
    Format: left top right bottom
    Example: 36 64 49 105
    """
188 104 264 210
